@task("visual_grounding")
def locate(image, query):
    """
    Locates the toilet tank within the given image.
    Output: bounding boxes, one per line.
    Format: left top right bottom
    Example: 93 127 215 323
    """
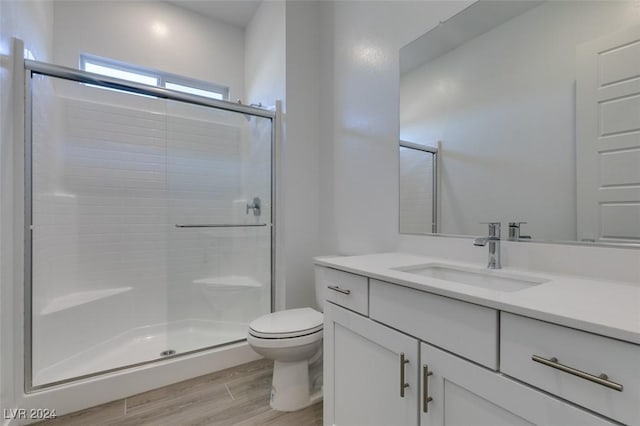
314 266 329 312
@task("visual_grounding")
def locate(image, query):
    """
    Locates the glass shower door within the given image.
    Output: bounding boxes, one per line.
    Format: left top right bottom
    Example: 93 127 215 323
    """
28 70 273 389
164 100 273 355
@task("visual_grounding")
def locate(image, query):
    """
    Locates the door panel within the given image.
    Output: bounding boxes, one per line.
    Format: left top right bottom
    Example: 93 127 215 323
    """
577 25 640 243
324 303 419 426
443 381 534 426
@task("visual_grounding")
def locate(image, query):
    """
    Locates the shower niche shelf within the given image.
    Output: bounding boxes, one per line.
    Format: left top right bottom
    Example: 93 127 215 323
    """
40 287 133 316
193 275 263 290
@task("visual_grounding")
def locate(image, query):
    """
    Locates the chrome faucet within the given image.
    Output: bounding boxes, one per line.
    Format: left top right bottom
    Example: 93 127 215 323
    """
474 222 501 269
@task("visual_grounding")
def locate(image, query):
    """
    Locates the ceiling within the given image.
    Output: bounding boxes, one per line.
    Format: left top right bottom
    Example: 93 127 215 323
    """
400 1 543 75
168 0 262 28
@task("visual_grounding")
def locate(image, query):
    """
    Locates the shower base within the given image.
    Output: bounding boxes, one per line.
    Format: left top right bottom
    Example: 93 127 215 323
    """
33 319 249 387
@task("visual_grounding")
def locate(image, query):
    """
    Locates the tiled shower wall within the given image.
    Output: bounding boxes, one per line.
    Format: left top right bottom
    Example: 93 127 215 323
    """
31 78 271 374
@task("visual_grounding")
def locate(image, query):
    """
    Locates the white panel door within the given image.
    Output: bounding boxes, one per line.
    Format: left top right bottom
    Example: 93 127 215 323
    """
419 343 616 426
577 25 640 243
324 303 419 426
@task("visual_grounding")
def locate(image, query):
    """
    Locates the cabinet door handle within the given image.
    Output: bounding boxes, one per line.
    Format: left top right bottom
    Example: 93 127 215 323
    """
423 364 433 412
327 285 351 295
400 353 410 397
531 355 623 392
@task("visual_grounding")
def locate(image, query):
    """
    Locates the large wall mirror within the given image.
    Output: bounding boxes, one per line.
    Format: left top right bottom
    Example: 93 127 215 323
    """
399 0 640 245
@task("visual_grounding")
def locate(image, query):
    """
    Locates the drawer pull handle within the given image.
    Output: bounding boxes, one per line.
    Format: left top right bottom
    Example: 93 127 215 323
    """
531 355 623 392
327 285 351 295
400 353 410 397
423 364 433 413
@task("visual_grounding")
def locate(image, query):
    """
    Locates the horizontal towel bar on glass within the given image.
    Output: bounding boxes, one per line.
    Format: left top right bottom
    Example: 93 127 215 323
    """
175 224 269 228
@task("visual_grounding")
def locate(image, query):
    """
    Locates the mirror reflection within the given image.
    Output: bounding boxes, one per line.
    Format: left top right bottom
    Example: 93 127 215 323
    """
399 0 640 244
399 141 438 234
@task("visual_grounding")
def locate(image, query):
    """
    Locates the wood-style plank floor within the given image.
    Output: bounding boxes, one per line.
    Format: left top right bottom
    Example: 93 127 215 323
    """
36 359 322 426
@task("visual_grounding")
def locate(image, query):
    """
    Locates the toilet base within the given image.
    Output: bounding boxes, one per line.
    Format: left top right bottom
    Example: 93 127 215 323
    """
270 360 322 411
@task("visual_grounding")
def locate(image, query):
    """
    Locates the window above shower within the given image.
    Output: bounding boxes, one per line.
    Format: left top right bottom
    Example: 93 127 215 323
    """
80 53 229 100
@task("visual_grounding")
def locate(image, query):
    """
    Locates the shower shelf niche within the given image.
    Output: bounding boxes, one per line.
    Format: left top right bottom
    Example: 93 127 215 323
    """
195 276 264 317
40 287 133 316
193 276 263 290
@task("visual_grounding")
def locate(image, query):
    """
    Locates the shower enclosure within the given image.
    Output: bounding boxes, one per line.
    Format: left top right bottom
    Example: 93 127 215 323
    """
24 60 275 389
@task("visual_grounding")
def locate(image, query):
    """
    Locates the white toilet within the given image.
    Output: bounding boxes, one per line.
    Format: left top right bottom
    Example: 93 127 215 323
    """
247 280 326 411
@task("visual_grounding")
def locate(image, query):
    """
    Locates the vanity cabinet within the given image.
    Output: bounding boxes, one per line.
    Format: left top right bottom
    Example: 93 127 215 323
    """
324 303 419 426
500 313 640 425
316 266 369 315
420 342 615 426
318 265 629 426
370 279 498 369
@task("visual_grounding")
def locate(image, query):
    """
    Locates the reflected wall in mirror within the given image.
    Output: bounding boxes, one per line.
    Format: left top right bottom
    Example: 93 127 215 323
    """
399 0 640 244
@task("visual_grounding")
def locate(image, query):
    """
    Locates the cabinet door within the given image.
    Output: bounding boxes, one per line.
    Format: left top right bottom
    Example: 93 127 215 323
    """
324 303 419 426
419 343 616 426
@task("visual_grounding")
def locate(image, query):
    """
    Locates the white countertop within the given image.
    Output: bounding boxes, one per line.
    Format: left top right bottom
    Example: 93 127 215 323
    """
314 252 640 345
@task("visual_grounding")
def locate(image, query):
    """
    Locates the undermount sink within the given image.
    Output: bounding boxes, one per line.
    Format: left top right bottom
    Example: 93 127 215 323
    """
392 263 548 292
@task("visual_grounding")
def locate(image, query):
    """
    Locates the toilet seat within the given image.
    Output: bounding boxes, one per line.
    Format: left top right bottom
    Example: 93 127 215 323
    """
247 328 323 351
249 307 323 339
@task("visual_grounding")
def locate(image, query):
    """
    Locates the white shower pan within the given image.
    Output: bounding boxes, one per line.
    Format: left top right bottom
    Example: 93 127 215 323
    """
33 319 249 386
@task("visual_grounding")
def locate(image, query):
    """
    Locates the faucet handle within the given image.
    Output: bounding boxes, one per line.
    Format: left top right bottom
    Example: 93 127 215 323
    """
508 222 531 240
480 222 501 238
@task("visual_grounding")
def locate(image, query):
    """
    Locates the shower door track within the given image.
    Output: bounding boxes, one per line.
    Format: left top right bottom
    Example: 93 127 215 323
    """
24 60 276 118
23 57 278 392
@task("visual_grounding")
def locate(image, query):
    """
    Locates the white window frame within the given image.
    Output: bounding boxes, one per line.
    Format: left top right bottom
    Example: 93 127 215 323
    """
79 53 229 101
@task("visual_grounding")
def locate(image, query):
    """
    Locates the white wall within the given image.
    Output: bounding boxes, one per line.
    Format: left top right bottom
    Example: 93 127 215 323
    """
319 1 472 255
400 1 639 241
53 1 245 102
282 1 323 309
245 1 286 108
0 0 54 418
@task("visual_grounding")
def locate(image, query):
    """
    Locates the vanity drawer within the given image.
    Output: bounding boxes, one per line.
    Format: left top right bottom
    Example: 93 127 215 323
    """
315 266 368 315
369 279 498 369
501 313 640 425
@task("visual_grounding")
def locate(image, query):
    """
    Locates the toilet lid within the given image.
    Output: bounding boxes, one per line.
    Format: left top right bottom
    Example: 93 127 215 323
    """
249 308 323 339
